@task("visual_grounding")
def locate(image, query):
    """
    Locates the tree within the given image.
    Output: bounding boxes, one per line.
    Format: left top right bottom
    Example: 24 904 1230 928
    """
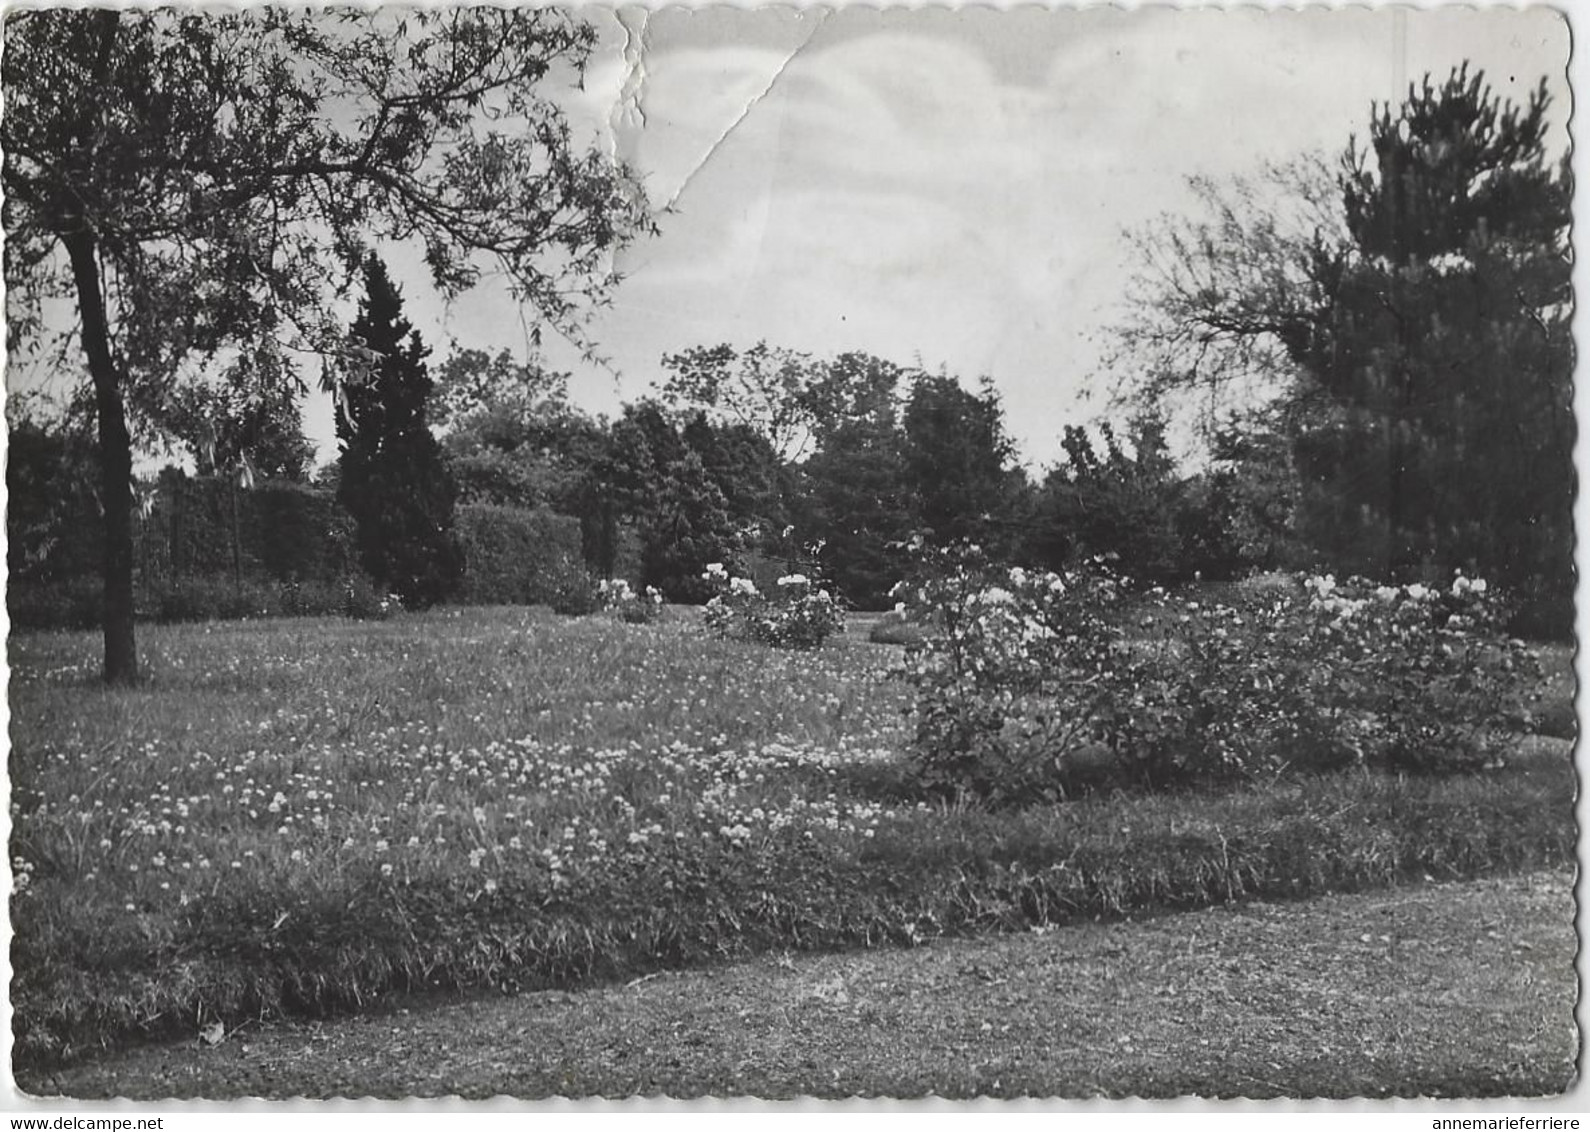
431 346 572 430
1028 416 1186 583
572 402 743 599
1113 66 1571 614
639 449 739 603
680 412 787 542
1110 153 1345 428
1176 410 1307 579
337 255 463 608
163 357 316 484
436 347 603 513
794 360 914 609
1299 66 1572 598
901 373 1021 549
3 8 649 681
657 342 826 462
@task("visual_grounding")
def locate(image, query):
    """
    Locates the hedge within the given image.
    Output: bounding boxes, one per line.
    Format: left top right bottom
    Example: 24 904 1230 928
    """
137 474 355 585
454 504 587 607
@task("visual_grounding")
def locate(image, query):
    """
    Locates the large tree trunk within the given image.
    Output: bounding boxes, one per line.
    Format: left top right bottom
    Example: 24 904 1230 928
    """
64 231 139 684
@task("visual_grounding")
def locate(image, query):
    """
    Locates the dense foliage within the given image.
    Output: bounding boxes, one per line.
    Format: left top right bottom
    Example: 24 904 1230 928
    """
2 6 649 681
452 504 585 608
701 562 846 649
336 256 464 610
1116 67 1572 632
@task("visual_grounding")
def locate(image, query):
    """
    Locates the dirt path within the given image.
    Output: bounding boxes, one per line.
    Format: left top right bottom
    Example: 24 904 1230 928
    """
20 868 1578 1101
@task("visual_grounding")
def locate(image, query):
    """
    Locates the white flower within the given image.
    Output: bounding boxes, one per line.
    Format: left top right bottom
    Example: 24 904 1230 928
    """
777 574 809 588
729 577 759 598
704 563 728 579
1405 583 1433 602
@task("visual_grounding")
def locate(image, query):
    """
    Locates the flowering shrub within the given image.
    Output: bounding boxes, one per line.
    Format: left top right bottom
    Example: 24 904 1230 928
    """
894 539 1544 801
547 560 603 616
597 578 665 624
341 574 395 620
700 562 846 649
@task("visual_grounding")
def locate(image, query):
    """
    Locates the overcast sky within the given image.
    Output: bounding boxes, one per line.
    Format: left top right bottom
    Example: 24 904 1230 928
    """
15 5 1571 473
369 4 1569 472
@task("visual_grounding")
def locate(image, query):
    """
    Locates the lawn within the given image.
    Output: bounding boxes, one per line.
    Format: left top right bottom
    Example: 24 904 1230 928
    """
7 606 1577 1073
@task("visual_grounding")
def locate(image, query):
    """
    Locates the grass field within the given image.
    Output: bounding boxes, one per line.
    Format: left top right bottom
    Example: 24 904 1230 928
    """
8 606 1577 1074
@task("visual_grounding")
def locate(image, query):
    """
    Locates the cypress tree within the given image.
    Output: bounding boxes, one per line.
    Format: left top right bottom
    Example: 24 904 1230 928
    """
336 255 464 608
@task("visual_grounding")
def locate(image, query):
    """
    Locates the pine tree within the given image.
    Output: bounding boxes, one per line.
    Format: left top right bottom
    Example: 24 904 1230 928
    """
1296 66 1572 614
336 255 464 608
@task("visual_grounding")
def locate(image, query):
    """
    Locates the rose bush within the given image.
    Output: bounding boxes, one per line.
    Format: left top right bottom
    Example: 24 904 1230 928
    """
893 538 1544 802
700 562 846 649
597 578 665 624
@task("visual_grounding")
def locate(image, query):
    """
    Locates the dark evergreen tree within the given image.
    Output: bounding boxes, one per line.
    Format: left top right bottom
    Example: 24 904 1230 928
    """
640 449 739 603
336 255 463 608
681 412 787 541
579 401 741 599
1116 65 1572 629
901 373 1020 552
1296 66 1572 613
796 386 915 609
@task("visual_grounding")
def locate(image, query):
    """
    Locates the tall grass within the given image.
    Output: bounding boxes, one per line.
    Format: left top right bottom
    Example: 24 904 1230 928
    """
9 609 1575 1067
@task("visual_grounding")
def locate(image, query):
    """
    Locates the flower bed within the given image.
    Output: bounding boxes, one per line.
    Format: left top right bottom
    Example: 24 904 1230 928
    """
893 539 1545 801
700 563 846 649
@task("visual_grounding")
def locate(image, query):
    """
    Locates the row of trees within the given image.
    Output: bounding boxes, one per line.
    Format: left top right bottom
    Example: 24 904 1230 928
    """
5 3 1573 682
316 62 1580 632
